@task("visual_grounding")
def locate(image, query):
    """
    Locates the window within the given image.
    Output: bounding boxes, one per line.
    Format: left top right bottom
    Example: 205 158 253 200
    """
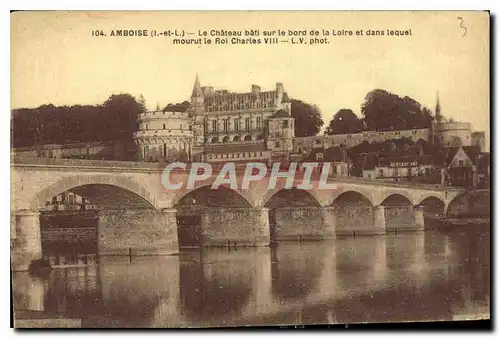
163 124 166 129
180 124 183 130
256 116 262 130
145 124 148 130
245 117 250 131
316 153 324 161
459 160 464 167
275 141 280 148
282 120 289 128
234 119 239 132
212 120 217 132
223 119 228 132
378 169 384 177
315 139 322 145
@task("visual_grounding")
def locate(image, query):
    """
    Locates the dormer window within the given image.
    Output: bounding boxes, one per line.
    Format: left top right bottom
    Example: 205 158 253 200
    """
316 153 324 161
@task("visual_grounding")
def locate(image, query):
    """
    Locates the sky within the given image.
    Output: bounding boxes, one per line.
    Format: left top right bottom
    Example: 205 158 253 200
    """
11 11 489 140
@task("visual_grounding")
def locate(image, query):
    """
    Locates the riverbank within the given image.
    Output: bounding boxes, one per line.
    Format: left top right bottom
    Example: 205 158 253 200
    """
14 310 82 328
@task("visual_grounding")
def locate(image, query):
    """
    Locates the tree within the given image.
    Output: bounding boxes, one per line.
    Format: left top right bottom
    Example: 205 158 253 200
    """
361 89 433 131
101 94 141 141
325 109 362 135
11 93 142 147
290 99 324 137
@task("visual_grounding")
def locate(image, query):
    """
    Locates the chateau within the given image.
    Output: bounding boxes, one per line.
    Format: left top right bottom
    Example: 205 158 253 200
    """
132 75 486 166
133 75 295 164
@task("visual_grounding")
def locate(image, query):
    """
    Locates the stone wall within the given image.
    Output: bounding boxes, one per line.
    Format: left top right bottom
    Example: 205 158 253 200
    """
273 207 335 241
335 206 381 235
98 209 178 255
384 206 414 231
41 228 97 244
199 207 269 247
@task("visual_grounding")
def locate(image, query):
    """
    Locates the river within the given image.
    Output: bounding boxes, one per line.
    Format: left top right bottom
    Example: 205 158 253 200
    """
12 227 490 328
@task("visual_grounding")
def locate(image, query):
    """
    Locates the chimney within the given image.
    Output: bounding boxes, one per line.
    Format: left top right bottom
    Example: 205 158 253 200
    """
251 84 261 95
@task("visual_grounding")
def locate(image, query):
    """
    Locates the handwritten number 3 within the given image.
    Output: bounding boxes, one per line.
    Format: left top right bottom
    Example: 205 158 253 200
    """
457 17 467 37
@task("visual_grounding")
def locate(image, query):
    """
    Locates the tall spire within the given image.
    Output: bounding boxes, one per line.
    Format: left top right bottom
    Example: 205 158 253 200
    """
191 73 203 98
435 91 441 119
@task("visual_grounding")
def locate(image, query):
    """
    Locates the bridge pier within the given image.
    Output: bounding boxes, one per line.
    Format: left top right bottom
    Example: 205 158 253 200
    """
372 205 387 235
199 207 270 247
385 205 425 232
412 205 425 230
273 207 336 242
11 210 42 271
97 208 179 256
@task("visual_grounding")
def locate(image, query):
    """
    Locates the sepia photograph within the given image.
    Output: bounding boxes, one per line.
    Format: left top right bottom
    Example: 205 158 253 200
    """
9 10 490 328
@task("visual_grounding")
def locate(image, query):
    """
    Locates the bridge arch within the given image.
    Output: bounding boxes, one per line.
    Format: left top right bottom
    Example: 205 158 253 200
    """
174 185 253 208
171 183 256 208
330 188 374 207
377 189 415 206
420 196 446 218
29 175 158 210
445 190 490 218
380 193 413 207
263 188 321 209
416 193 445 206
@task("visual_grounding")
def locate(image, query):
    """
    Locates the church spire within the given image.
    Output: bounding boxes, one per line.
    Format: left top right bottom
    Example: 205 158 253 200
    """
191 73 203 98
435 91 441 120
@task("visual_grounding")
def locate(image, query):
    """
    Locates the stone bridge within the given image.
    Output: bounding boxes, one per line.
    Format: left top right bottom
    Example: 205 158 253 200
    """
11 158 468 271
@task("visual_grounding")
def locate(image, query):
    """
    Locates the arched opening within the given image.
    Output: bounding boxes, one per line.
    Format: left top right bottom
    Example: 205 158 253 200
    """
257 134 264 140
331 191 373 235
420 196 445 218
243 135 252 141
381 194 413 232
211 137 219 143
446 191 489 219
265 188 321 244
222 136 229 143
233 135 240 142
174 186 252 248
446 193 469 218
38 183 156 266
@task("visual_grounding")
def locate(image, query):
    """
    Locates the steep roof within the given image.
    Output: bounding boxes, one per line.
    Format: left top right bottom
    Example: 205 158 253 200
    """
191 74 203 97
273 109 291 118
462 145 481 163
443 145 481 167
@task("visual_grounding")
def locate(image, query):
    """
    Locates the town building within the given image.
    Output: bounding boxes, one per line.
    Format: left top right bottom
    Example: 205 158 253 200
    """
443 145 482 188
12 76 488 189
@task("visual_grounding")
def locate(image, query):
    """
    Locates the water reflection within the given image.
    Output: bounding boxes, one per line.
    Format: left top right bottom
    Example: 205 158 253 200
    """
270 243 327 301
12 227 490 327
178 249 254 321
